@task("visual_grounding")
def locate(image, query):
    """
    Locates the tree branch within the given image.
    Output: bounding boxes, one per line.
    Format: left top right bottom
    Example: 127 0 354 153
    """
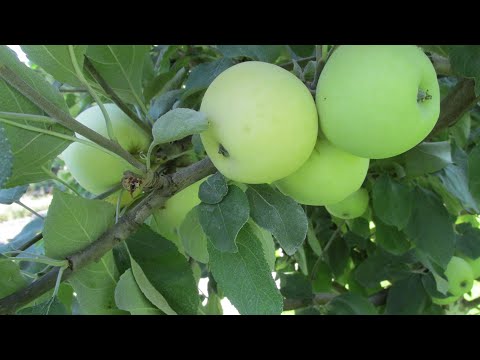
283 289 389 311
429 78 479 137
83 57 152 136
0 157 216 314
0 65 146 173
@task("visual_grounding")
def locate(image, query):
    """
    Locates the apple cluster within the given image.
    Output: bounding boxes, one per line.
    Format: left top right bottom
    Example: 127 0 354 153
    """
200 45 440 219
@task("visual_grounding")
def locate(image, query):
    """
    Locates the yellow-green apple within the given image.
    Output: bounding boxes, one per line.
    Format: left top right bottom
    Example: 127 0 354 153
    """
463 256 480 279
431 257 474 305
326 188 369 220
275 139 369 206
316 45 440 159
62 104 151 198
147 179 204 251
200 61 318 184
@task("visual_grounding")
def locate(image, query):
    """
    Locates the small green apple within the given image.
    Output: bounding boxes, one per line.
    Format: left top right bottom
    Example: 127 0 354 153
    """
200 61 318 184
62 104 151 195
275 139 369 206
431 294 461 306
444 256 474 297
463 256 480 279
148 179 204 250
316 45 440 159
326 188 369 220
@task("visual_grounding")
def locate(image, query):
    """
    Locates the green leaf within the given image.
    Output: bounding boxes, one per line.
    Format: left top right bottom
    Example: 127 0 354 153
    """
144 69 179 103
354 251 411 288
0 256 28 299
469 144 480 208
129 257 176 315
149 108 208 153
246 184 307 256
289 45 315 58
217 45 290 64
326 293 377 315
346 217 371 239
115 269 163 315
184 58 235 95
405 142 452 177
249 220 276 272
436 145 479 213
455 223 480 259
204 291 223 315
17 297 68 315
385 275 428 315
449 45 480 95
86 45 150 105
0 184 27 204
198 185 250 253
43 190 120 314
307 219 322 257
126 225 199 314
0 217 43 253
0 45 72 187
415 249 449 295
374 220 411 255
419 45 451 57
179 207 209 264
279 272 312 300
0 126 12 188
21 45 87 86
449 112 471 148
372 175 413 230
326 236 350 278
404 187 455 269
198 171 228 204
149 89 183 120
208 223 283 315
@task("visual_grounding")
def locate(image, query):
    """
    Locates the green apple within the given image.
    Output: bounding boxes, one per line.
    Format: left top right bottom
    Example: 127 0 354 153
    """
62 104 151 195
463 256 480 279
326 188 369 220
200 61 318 184
275 139 369 206
431 294 461 306
147 179 204 251
316 45 440 159
444 256 474 297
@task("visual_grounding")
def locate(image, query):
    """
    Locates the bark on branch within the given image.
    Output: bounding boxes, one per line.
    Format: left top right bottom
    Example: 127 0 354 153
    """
0 157 216 315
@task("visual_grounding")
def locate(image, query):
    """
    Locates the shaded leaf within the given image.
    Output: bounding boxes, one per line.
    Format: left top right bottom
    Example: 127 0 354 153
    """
43 190 120 314
404 187 455 269
385 275 428 315
198 171 228 204
247 184 307 256
0 184 27 204
0 126 12 188
208 223 283 315
326 293 377 315
126 225 198 314
115 269 163 315
374 220 411 255
198 185 249 253
405 142 452 177
179 207 209 264
217 45 289 63
0 256 28 299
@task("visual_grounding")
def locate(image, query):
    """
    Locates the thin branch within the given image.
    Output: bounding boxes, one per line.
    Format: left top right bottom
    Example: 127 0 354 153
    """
283 289 389 311
14 201 44 220
429 78 480 137
59 88 88 93
310 222 344 280
83 57 152 137
0 65 146 173
278 56 316 69
0 157 216 315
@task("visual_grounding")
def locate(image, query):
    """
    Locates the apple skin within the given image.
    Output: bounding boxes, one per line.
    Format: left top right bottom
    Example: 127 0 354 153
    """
316 45 440 159
444 256 474 297
275 139 369 206
200 61 318 184
431 294 461 306
62 104 151 195
463 256 480 279
326 188 369 220
147 179 205 251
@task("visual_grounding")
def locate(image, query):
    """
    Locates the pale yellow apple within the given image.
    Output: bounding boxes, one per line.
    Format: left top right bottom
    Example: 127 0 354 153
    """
200 61 318 184
275 139 369 206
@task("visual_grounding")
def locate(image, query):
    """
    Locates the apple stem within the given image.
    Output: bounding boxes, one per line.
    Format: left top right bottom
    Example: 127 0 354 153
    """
68 46 118 143
41 165 82 197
